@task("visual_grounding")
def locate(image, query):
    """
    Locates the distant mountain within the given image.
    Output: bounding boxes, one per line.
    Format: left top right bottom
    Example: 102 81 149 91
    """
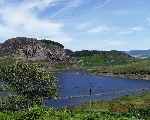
0 37 71 64
127 50 150 58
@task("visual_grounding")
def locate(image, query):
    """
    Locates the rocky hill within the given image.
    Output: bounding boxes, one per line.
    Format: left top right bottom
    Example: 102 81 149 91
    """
0 37 71 64
0 37 135 66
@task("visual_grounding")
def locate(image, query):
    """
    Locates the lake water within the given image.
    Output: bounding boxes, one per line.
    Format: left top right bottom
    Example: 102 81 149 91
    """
45 70 150 108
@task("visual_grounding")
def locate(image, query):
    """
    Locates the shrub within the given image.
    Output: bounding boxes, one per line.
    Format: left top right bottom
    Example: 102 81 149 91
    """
0 62 57 99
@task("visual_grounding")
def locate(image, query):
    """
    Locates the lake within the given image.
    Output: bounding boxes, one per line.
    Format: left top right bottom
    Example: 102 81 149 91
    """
45 70 150 108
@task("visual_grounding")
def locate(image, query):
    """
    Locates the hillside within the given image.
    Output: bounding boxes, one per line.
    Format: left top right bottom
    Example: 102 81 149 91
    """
127 49 150 58
0 37 71 65
0 38 133 68
70 50 133 67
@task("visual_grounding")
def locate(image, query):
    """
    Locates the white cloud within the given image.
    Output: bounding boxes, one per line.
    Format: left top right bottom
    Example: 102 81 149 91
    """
0 0 4 5
146 17 150 21
77 21 144 35
106 40 126 46
146 17 150 25
81 39 127 51
22 0 53 10
77 21 145 36
76 22 94 31
99 39 128 50
96 0 112 8
77 21 113 33
87 25 112 33
130 27 144 31
112 10 130 15
118 26 144 35
51 0 83 18
118 31 133 35
0 0 72 44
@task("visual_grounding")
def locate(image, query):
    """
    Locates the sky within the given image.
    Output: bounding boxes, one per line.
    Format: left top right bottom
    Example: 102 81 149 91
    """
0 0 150 51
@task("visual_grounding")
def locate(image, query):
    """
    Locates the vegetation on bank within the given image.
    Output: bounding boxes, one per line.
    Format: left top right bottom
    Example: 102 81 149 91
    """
0 60 57 111
0 62 57 98
71 50 133 67
69 50 150 79
0 57 149 119
88 59 150 76
75 92 150 112
0 50 150 119
0 92 149 120
0 106 149 120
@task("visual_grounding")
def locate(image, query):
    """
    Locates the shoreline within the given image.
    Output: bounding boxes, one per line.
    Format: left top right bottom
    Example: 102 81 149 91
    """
92 72 150 80
50 67 150 81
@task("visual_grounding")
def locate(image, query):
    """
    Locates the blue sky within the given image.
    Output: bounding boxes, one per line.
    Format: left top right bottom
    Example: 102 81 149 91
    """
0 0 150 51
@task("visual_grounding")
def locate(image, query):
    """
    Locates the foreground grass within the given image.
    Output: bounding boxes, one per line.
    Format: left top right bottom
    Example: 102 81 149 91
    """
0 92 150 120
75 92 150 112
0 106 149 120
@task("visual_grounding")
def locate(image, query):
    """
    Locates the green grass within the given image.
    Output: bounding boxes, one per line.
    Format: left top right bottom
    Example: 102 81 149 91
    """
77 54 132 67
0 92 150 120
0 55 150 119
0 106 149 120
74 92 150 112
73 50 133 68
88 59 150 75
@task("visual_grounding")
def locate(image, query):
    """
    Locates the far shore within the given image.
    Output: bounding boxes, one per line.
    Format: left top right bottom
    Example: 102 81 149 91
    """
49 66 150 81
91 72 150 80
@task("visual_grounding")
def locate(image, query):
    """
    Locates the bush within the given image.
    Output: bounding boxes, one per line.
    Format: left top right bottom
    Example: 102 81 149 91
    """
17 105 47 120
0 62 57 99
0 95 42 111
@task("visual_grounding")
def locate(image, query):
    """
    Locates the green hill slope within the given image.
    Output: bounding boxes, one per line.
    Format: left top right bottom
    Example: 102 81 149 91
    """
71 50 133 67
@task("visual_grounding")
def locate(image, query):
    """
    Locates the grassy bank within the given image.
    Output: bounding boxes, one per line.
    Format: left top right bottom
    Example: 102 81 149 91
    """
74 92 150 112
87 59 150 80
0 92 150 120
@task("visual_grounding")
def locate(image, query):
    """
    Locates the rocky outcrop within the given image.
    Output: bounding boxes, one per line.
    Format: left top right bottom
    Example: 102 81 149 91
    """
0 37 71 65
